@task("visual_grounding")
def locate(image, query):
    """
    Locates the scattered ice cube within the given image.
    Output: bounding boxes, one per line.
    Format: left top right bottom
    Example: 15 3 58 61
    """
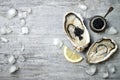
9 65 19 73
26 8 32 14
21 45 25 52
105 27 118 35
20 19 26 26
0 27 12 35
21 27 29 34
22 12 28 18
7 8 18 19
18 55 25 62
0 37 9 43
53 38 63 48
85 65 97 76
79 4 88 11
102 71 109 79
19 7 32 14
8 55 16 64
18 11 28 19
107 64 116 74
13 51 21 57
18 11 23 19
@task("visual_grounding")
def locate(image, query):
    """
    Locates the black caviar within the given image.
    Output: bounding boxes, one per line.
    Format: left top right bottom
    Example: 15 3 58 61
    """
74 27 84 40
93 18 104 29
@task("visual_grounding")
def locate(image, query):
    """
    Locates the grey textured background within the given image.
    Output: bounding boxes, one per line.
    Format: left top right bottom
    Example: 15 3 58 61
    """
0 0 120 80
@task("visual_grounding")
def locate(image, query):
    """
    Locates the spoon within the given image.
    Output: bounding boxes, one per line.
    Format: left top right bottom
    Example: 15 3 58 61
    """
104 7 114 18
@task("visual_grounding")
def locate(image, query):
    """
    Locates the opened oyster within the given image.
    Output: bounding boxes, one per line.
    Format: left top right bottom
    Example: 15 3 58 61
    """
86 38 118 64
64 12 90 51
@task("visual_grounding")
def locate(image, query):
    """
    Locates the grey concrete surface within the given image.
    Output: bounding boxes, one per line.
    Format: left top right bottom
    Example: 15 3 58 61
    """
0 0 120 80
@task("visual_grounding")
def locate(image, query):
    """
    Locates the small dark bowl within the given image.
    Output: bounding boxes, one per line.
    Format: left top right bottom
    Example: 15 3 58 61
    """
90 16 107 32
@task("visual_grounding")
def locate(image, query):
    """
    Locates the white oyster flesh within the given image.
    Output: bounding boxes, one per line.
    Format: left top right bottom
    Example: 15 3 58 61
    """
87 38 118 64
85 65 97 76
107 64 116 73
64 12 90 52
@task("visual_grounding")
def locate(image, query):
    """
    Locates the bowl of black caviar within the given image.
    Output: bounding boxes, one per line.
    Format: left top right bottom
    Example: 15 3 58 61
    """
89 16 107 32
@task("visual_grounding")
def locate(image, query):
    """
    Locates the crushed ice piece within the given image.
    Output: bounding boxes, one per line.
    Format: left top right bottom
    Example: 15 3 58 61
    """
8 55 16 64
18 11 28 19
107 64 116 74
18 55 25 62
21 45 25 52
20 19 26 26
18 11 23 19
22 12 28 18
19 7 32 14
102 71 109 79
26 8 32 14
13 50 21 55
7 8 18 19
0 37 9 43
9 65 19 73
53 38 63 48
85 65 97 76
21 27 29 34
0 27 12 35
79 4 88 11
105 27 118 35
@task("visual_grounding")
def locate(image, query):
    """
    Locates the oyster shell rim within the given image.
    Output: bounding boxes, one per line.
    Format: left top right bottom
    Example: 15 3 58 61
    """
86 37 118 64
63 11 90 52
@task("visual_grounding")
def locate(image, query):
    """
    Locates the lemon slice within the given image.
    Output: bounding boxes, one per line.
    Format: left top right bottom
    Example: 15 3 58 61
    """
63 46 83 63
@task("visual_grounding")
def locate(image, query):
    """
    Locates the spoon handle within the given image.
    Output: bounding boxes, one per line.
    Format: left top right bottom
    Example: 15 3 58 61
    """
104 7 114 18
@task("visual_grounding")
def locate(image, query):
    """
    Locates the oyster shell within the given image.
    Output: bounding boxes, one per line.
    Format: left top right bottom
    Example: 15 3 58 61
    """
64 12 90 52
86 37 118 64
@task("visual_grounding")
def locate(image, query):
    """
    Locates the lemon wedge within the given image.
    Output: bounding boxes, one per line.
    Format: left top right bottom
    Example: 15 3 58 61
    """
63 46 83 63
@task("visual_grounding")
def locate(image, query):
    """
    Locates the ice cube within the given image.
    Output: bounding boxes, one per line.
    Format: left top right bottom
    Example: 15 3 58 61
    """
21 27 29 34
85 65 97 76
106 27 118 35
8 55 16 64
107 64 116 74
102 71 109 79
18 11 28 19
53 38 63 48
9 65 19 73
0 37 9 43
18 55 25 62
79 4 88 11
7 8 18 19
20 19 26 26
0 27 12 35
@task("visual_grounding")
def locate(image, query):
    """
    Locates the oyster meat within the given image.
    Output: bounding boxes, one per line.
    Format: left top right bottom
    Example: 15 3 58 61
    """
64 12 90 51
86 37 118 64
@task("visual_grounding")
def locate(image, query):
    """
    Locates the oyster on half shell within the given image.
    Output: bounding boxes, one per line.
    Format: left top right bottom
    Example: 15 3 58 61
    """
64 12 90 52
86 37 118 64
